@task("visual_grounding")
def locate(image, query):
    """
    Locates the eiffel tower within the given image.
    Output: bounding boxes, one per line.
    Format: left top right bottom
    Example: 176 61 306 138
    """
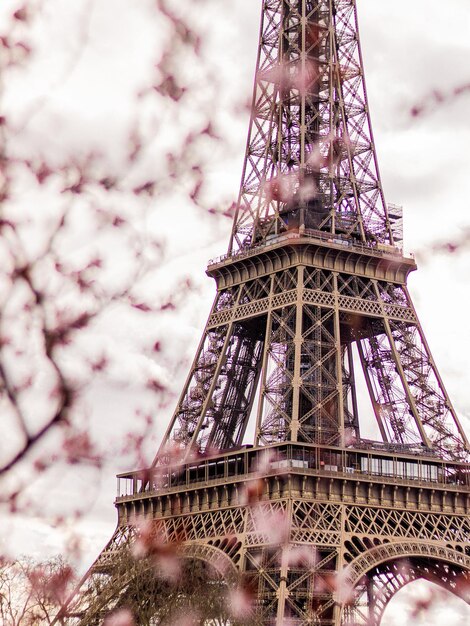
76 1 470 624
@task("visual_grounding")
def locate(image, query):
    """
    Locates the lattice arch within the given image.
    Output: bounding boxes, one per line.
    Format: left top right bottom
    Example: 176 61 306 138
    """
68 540 239 624
180 541 239 581
341 542 470 625
345 542 470 585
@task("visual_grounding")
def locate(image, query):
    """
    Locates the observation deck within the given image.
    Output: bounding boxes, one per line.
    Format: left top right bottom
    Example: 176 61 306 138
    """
116 442 469 503
207 229 416 287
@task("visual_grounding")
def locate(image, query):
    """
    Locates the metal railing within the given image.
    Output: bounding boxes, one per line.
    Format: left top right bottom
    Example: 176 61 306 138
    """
116 442 468 500
207 229 414 268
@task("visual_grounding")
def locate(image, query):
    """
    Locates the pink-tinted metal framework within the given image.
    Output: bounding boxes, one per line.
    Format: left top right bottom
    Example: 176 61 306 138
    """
75 3 470 626
157 0 469 464
229 0 394 252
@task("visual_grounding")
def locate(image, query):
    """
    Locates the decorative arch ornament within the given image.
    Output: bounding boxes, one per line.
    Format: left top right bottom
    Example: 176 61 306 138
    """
341 542 470 625
345 541 470 586
179 541 239 581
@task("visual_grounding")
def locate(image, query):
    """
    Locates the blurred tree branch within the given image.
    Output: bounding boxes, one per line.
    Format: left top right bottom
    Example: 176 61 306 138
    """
0 0 233 505
0 556 75 625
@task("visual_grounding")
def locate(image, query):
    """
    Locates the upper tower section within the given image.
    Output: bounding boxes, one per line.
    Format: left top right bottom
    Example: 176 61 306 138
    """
229 0 396 254
151 0 469 464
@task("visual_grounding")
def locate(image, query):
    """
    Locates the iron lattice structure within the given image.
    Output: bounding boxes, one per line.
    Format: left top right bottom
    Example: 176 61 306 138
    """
229 0 394 252
74 2 470 625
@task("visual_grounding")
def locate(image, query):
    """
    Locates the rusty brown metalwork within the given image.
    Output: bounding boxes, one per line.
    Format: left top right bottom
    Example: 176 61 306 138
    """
75 2 470 625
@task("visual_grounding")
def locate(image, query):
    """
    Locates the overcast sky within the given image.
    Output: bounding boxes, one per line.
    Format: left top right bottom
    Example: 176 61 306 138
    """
1 0 470 622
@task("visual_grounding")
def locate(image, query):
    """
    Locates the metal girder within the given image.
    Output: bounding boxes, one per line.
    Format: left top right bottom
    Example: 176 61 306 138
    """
156 252 469 463
75 469 470 625
229 0 394 254
74 2 470 626
150 0 469 464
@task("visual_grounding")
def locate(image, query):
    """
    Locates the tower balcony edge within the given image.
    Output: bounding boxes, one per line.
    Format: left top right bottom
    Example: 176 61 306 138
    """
207 231 416 287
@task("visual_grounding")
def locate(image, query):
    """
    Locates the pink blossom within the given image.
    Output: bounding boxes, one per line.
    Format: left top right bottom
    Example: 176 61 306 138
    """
103 608 135 626
229 586 253 619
